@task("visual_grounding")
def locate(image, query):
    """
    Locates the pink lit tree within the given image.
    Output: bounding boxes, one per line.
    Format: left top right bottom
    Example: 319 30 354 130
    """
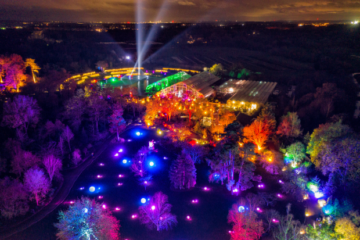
55 197 120 240
24 167 50 206
108 103 126 141
169 152 196 189
138 192 177 231
228 201 264 240
43 155 62 182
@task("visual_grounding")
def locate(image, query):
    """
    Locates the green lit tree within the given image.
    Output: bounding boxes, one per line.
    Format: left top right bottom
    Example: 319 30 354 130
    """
55 197 120 240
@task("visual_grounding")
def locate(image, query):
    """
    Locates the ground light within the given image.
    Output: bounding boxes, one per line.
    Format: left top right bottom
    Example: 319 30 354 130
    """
89 186 96 192
141 198 147 204
186 215 192 221
136 131 141 136
149 161 155 167
122 159 128 164
238 206 245 213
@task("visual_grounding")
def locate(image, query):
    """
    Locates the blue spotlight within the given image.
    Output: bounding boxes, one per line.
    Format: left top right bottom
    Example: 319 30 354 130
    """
89 186 95 192
122 159 128 164
141 198 147 204
149 161 154 167
136 131 141 136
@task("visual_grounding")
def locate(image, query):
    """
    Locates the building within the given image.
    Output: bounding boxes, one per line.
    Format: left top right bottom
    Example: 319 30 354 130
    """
159 71 220 99
218 79 277 115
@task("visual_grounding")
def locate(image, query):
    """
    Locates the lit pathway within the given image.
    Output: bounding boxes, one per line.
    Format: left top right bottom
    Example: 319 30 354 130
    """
0 135 115 239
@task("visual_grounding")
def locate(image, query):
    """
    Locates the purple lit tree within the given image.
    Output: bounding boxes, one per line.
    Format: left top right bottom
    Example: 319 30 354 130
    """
2 95 41 137
11 150 41 176
61 126 74 151
55 197 120 240
138 192 177 231
182 144 206 163
43 119 65 141
24 167 50 206
169 152 196 190
63 96 86 130
108 103 126 141
130 146 150 177
43 155 62 182
0 178 29 219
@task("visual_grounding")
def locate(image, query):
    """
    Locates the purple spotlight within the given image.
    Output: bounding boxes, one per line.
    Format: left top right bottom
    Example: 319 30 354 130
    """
272 218 279 223
258 184 264 188
232 188 239 193
151 205 156 210
256 207 262 212
102 204 106 209
79 187 84 190
186 215 192 221
114 153 119 157
277 194 283 198
191 199 198 203
115 207 121 211
118 149 123 153
118 174 123 178
97 175 103 178
203 187 210 191
99 163 104 166
144 181 148 185
98 196 103 199
278 180 283 184
131 214 137 219
117 182 123 186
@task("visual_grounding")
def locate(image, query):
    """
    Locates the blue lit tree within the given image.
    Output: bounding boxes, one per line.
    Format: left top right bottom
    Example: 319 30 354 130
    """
55 197 120 240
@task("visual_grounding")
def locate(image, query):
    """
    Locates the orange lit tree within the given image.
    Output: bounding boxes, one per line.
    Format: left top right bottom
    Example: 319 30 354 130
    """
243 119 272 152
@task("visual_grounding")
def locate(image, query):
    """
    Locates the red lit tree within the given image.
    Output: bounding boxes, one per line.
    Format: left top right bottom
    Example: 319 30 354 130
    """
276 112 302 138
138 192 177 231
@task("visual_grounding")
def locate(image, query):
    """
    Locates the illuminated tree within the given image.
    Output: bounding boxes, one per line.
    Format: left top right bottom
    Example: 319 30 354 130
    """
24 167 50 206
228 201 264 240
108 104 126 141
335 214 360 240
243 119 272 152
138 192 177 231
72 149 82 165
43 155 62 182
130 146 150 177
169 125 192 142
306 222 338 240
306 121 351 167
257 103 276 133
264 210 280 232
87 95 109 134
286 142 306 165
61 126 74 151
55 197 120 240
209 63 223 76
169 152 196 189
43 119 65 141
0 178 29 219
182 144 206 163
272 204 305 240
276 112 302 138
1 54 27 91
25 58 40 83
63 95 86 130
11 150 41 176
2 95 41 136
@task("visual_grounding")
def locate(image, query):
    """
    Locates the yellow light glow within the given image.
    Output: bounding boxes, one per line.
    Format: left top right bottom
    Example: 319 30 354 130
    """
318 199 327 207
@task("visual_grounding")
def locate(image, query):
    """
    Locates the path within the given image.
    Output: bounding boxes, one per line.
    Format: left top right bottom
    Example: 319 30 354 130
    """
0 136 113 240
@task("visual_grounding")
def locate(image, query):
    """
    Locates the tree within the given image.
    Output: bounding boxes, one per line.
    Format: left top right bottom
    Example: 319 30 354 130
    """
182 143 205 163
24 167 50 206
43 119 65 141
2 95 41 136
108 103 126 141
55 197 120 240
319 138 360 186
61 126 74 151
243 119 272 151
307 121 351 167
25 58 40 83
276 112 302 138
335 215 360 240
264 209 280 232
169 152 196 189
257 103 276 133
1 54 27 91
72 149 82 165
0 178 29 219
228 201 264 240
138 192 177 231
130 146 150 177
286 142 306 165
209 63 223 76
11 150 41 176
273 204 305 240
43 155 62 182
87 95 109 134
63 95 86 130
306 222 338 240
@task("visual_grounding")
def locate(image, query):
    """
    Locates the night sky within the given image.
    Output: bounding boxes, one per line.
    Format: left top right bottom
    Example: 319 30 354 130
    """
0 0 359 22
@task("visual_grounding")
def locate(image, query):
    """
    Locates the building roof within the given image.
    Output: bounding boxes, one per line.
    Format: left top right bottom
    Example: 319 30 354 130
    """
220 80 277 104
182 71 220 97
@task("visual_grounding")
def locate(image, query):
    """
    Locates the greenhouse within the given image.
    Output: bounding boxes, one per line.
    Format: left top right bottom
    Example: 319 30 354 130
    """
145 71 191 94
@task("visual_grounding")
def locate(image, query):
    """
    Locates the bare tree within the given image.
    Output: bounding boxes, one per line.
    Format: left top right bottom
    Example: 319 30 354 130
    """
138 192 177 231
43 155 62 182
24 167 50 206
61 126 74 151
